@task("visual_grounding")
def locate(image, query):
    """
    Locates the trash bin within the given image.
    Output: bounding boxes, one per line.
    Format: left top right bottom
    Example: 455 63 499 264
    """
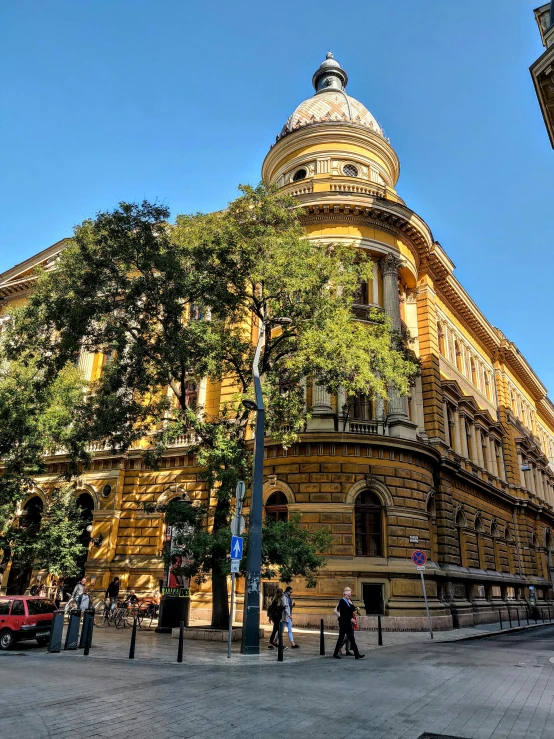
155 595 190 633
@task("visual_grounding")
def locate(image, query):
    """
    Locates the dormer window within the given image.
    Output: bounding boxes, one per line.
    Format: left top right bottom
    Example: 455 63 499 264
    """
292 168 307 181
343 164 359 177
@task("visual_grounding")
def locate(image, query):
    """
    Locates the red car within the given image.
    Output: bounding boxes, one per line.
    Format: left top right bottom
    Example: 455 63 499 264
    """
0 596 56 649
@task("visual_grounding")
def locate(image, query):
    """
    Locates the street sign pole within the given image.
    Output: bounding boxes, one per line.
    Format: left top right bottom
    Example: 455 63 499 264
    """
227 571 236 658
420 570 433 640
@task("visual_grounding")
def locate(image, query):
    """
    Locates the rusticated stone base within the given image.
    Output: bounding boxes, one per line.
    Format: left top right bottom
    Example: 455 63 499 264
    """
171 625 264 642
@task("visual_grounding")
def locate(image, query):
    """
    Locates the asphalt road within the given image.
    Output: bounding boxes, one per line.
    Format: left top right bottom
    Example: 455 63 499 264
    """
3 625 554 739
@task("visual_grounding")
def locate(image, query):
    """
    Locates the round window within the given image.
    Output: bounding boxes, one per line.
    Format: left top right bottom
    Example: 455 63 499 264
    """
343 164 359 177
292 168 307 182
101 484 112 498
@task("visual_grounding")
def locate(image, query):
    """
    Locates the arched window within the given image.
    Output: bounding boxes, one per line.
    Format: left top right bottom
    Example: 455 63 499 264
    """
265 492 288 523
20 496 43 532
355 491 383 557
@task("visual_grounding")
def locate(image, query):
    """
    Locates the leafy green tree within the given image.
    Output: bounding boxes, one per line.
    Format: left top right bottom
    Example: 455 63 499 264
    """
0 355 87 580
7 184 418 626
0 485 87 581
160 500 333 590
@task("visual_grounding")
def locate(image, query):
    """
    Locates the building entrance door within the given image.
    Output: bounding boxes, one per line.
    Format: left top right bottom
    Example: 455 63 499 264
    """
362 583 383 615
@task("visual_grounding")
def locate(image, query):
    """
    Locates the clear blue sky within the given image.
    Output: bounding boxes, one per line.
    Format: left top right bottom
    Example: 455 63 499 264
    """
1 1 553 390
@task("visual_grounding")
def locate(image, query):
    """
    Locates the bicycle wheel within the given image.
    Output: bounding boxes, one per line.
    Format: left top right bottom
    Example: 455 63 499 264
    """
114 609 127 628
94 609 109 628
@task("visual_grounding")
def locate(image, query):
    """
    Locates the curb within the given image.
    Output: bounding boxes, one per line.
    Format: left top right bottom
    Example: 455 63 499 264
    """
439 621 554 642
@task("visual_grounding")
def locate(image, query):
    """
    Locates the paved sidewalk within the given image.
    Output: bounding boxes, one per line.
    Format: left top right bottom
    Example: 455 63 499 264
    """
4 616 553 666
3 625 554 738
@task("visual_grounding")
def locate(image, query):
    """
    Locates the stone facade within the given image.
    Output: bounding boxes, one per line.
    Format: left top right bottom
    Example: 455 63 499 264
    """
2 53 554 629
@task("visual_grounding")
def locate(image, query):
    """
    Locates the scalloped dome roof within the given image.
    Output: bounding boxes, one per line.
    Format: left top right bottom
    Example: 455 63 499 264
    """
277 52 384 141
280 89 383 139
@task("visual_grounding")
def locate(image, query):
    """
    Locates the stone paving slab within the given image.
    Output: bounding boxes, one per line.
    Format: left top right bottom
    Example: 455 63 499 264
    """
4 627 554 738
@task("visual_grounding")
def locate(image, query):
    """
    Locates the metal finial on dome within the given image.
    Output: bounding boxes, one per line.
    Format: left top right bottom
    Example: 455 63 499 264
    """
312 52 348 94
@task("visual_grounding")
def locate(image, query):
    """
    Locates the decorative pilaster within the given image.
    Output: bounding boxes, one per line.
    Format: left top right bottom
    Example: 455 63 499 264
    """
459 414 469 458
475 427 485 468
380 254 417 440
467 421 477 464
442 398 451 448
452 408 462 455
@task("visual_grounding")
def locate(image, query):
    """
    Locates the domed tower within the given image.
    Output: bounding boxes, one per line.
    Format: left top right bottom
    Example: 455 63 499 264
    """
262 53 433 441
260 55 448 625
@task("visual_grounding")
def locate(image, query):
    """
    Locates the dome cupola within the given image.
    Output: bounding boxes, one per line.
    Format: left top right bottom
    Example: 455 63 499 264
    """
262 53 400 198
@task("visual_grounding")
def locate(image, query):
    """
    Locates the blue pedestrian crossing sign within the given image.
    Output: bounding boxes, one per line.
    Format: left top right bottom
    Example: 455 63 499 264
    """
231 535 243 560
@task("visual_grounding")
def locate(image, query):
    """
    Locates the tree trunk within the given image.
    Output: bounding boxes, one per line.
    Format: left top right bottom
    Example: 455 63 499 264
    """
210 495 230 629
211 561 229 628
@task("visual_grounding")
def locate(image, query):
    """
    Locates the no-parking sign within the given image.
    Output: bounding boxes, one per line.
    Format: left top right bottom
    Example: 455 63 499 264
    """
411 550 427 566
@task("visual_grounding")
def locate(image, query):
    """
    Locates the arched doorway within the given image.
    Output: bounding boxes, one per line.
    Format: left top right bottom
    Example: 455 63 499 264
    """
355 490 383 557
6 496 44 595
63 492 94 598
265 492 288 522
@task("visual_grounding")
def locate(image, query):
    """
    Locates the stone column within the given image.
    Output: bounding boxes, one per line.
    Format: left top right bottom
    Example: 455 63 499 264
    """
497 442 506 481
372 259 380 306
517 450 525 487
404 288 419 355
490 439 499 478
475 426 485 467
486 435 496 475
468 421 478 464
197 377 207 414
380 254 417 440
337 386 347 415
452 409 462 455
312 380 332 412
443 398 451 448
459 414 469 458
307 378 335 431
413 375 427 439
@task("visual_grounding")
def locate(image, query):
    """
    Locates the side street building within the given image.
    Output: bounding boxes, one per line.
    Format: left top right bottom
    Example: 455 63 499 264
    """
2 54 554 629
531 3 554 148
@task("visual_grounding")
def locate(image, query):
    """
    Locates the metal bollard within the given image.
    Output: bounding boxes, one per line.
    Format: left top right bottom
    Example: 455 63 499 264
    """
549 606 552 622
377 613 383 646
64 610 81 650
542 609 546 623
277 622 284 662
79 610 94 648
508 609 512 629
48 610 64 653
83 615 93 656
319 618 325 656
499 610 503 630
535 609 538 625
129 617 137 659
527 607 530 626
517 609 520 627
177 620 184 663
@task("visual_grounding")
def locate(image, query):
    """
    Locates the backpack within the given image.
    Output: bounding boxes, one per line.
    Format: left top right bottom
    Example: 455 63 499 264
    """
30 585 39 596
268 598 284 621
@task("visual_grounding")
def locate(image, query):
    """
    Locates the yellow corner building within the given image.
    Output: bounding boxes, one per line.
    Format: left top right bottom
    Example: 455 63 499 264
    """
2 53 554 631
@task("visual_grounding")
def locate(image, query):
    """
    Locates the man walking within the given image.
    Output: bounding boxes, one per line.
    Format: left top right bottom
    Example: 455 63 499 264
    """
333 587 364 660
284 586 299 649
105 577 120 611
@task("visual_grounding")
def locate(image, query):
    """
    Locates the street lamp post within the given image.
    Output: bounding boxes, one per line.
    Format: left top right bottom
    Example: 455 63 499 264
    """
241 315 291 655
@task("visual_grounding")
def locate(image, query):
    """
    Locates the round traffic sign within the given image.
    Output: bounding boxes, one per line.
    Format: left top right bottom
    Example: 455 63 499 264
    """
411 549 427 566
